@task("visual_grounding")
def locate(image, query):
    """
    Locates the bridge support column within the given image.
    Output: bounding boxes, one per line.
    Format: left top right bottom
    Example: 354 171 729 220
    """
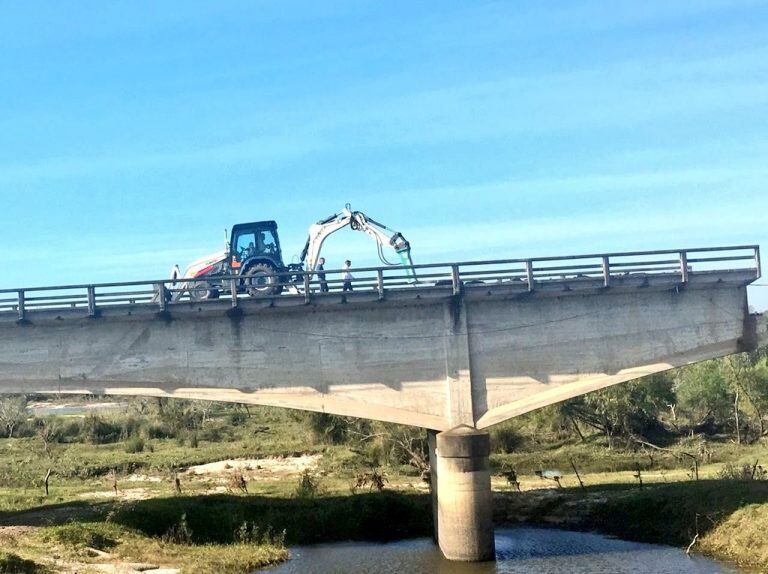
432 425 495 562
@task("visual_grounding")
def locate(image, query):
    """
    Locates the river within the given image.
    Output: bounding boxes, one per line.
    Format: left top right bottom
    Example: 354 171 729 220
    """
259 526 741 574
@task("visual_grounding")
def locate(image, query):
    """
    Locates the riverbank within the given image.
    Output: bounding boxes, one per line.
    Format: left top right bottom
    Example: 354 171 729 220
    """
495 479 768 571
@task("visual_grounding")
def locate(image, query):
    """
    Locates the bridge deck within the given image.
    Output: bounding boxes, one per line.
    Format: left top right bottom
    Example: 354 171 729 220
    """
0 244 760 321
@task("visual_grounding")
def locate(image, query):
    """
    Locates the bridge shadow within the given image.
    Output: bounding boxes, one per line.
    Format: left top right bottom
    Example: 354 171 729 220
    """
0 491 433 546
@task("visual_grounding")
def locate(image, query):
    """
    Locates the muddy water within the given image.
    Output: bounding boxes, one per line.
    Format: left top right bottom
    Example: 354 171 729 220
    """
259 526 741 574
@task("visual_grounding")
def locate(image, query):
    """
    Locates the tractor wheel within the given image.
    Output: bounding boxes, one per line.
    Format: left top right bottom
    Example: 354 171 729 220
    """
243 263 282 296
188 281 219 302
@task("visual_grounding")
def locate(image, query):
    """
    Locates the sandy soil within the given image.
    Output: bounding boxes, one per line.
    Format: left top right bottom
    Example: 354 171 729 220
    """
183 454 321 480
79 488 152 501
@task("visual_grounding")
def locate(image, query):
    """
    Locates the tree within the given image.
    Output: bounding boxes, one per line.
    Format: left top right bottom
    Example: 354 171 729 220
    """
722 354 768 439
0 396 27 438
568 374 675 443
675 361 733 431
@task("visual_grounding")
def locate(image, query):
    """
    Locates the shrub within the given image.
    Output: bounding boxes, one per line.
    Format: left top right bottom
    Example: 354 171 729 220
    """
295 470 321 498
0 551 47 574
718 462 767 481
490 423 522 454
80 415 122 444
124 436 145 454
40 522 116 550
163 513 194 544
229 411 248 426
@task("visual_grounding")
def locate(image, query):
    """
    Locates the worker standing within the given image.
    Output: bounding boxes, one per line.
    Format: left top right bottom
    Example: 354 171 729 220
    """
342 260 354 292
316 257 328 292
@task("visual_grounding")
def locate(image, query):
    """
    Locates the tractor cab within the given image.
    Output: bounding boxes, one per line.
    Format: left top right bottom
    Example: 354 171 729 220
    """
229 221 285 272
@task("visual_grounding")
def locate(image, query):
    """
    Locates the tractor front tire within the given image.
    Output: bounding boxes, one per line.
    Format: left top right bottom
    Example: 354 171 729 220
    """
188 281 219 302
243 263 282 296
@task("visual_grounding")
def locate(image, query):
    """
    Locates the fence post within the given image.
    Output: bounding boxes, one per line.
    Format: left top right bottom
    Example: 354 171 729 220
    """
230 277 239 308
155 283 167 312
87 286 97 316
17 290 25 322
679 251 689 283
377 269 385 300
304 272 311 304
525 260 534 291
602 256 611 287
451 265 461 296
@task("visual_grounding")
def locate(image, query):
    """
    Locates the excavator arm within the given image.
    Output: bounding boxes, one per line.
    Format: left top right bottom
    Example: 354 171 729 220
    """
300 205 416 282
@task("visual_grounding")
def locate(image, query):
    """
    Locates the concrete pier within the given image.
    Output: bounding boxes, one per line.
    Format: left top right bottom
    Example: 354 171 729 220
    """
433 425 495 562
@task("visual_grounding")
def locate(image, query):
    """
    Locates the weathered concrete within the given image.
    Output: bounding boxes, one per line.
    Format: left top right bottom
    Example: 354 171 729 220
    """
433 426 494 561
0 270 761 430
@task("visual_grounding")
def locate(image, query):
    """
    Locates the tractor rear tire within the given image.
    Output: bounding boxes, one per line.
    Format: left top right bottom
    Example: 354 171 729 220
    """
243 263 282 296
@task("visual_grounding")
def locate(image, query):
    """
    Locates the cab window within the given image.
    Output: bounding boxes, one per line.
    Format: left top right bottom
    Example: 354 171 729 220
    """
234 232 257 261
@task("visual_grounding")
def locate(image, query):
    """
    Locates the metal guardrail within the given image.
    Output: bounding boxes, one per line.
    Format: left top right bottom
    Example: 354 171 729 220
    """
0 245 760 320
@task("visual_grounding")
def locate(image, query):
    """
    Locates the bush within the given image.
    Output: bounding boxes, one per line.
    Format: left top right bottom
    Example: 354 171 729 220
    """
80 415 122 444
490 423 522 454
0 551 47 574
124 436 145 454
163 513 194 544
40 522 116 550
229 411 248 426
718 462 767 481
146 423 175 439
295 470 321 498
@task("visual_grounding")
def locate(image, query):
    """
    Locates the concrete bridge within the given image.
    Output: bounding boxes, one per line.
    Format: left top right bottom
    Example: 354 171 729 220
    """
0 245 764 561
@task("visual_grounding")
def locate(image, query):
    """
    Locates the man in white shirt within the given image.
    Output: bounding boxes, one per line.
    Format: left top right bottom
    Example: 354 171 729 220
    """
342 260 354 292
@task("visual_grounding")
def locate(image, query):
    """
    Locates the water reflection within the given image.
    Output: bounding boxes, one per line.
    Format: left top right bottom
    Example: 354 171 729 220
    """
260 527 741 574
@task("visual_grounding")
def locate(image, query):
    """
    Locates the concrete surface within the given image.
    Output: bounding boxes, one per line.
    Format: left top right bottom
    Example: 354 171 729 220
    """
0 270 761 430
433 426 494 561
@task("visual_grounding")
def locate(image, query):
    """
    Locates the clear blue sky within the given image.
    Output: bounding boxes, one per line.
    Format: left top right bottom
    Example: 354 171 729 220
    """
1 1 766 309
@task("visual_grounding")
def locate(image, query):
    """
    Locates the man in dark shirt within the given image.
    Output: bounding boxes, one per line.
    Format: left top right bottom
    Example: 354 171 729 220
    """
316 257 328 292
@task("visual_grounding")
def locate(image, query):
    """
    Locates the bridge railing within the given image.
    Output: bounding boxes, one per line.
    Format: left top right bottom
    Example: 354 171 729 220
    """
0 245 759 320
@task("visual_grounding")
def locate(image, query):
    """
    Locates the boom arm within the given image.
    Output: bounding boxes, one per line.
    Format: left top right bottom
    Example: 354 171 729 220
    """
300 205 416 281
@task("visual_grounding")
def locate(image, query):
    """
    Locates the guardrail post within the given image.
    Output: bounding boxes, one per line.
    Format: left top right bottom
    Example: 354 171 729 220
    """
525 260 534 291
451 265 461 295
755 245 762 279
155 283 167 312
679 252 689 283
602 256 611 287
376 269 385 300
17 290 25 322
304 273 311 304
230 277 239 308
87 286 97 316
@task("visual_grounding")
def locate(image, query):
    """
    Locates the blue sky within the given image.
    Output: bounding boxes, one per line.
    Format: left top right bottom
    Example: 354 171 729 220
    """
1 1 766 309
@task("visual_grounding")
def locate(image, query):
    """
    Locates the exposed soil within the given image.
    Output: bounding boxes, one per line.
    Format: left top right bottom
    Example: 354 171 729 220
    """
182 454 321 480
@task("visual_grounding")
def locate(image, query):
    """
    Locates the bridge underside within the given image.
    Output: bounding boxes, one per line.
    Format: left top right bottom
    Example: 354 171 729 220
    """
0 270 763 430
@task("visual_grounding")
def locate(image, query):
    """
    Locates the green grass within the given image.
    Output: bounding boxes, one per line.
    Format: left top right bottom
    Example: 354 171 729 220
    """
31 521 287 574
700 502 768 569
39 521 117 550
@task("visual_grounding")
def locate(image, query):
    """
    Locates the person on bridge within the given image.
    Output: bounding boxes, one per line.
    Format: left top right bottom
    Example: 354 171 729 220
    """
342 260 354 292
316 257 328 292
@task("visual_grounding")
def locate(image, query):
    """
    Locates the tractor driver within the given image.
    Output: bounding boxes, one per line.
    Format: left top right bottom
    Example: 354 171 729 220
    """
258 231 276 255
